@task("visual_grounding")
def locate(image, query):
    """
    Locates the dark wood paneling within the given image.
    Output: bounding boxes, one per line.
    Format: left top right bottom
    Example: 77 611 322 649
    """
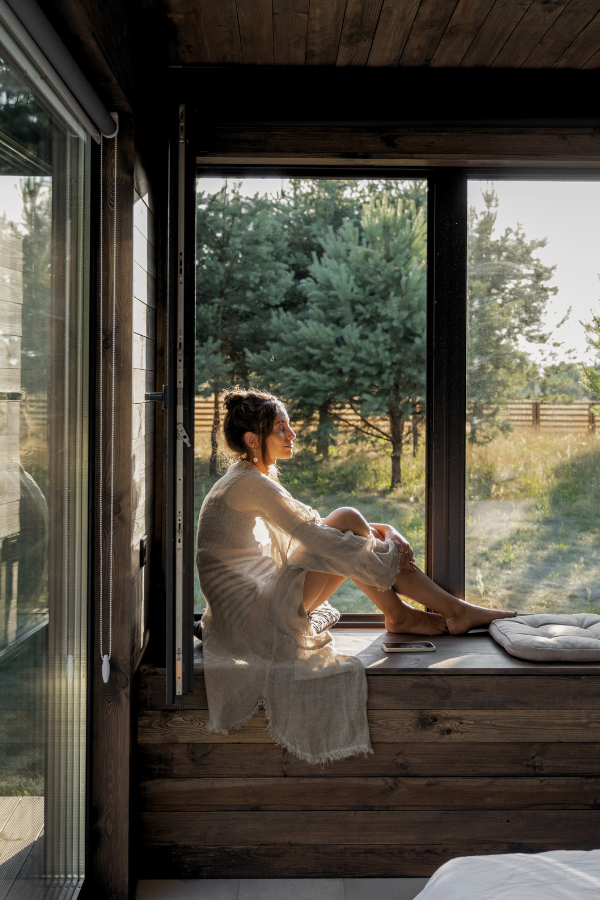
430 0 497 67
273 0 309 65
237 0 275 64
199 0 243 63
555 8 600 66
196 124 600 168
91 116 135 900
337 0 385 66
523 0 600 67
137 741 600 778
135 840 599 878
162 0 212 64
461 0 533 66
138 708 600 743
368 0 421 66
139 775 600 810
305 0 347 64
138 671 600 710
399 0 459 66
491 0 570 67
140 809 600 845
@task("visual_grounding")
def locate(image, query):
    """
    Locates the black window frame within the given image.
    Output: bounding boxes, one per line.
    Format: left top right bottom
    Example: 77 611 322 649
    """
189 163 600 631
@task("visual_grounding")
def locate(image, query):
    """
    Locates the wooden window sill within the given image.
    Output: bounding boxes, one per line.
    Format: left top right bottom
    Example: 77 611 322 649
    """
188 629 600 676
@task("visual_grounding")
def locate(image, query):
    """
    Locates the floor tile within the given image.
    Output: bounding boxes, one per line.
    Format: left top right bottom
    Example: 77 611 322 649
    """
238 878 345 900
135 880 239 900
344 878 430 900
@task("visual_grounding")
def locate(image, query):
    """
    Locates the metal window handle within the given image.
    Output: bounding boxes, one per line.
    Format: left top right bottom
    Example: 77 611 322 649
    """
145 384 169 408
176 423 191 447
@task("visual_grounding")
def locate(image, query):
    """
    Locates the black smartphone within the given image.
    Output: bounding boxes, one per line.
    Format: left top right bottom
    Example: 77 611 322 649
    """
381 641 436 653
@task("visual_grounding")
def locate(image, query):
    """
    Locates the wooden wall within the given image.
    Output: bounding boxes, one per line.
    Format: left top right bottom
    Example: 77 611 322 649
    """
135 664 600 878
88 125 163 900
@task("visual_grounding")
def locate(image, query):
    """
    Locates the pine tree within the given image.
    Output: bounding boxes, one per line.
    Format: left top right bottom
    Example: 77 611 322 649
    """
257 180 364 456
195 182 291 473
258 183 428 488
467 189 557 443
580 310 600 401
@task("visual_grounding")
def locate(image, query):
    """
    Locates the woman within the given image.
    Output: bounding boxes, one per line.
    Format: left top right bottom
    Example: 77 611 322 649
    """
196 388 515 764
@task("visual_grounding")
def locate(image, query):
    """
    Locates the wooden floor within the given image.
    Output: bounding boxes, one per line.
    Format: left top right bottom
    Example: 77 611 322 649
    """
0 797 44 900
135 631 600 878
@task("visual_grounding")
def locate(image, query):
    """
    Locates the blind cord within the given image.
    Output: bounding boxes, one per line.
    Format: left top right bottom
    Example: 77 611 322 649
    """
99 121 118 685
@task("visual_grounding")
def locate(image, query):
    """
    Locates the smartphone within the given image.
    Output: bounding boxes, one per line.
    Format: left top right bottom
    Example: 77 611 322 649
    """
381 641 436 653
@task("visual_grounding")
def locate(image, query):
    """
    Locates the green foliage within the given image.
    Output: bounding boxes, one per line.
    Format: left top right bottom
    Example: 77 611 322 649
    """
467 189 557 443
256 182 427 487
0 59 51 174
536 360 589 403
195 182 292 395
580 310 600 402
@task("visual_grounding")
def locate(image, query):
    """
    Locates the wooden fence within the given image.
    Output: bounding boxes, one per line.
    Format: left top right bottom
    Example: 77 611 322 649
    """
195 396 598 444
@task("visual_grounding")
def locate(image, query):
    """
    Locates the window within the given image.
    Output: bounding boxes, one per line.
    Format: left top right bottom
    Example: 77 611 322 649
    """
466 179 600 615
0 22 89 899
194 177 427 613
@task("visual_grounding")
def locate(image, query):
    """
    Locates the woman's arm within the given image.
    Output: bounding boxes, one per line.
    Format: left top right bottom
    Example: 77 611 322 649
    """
370 523 415 569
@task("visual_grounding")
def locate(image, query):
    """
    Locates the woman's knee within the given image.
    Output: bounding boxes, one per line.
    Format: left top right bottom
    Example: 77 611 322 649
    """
324 506 368 535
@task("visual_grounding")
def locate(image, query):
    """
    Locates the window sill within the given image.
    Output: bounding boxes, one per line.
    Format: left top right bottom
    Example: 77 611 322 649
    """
193 629 600 676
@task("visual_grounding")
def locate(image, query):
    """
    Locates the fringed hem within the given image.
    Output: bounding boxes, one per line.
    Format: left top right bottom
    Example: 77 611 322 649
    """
206 699 373 766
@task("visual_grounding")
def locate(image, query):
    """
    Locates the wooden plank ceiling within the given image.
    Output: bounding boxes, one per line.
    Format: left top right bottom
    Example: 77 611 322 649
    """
160 0 600 68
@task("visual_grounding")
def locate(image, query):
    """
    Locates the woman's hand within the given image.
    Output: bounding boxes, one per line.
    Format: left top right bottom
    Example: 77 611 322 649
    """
370 523 415 570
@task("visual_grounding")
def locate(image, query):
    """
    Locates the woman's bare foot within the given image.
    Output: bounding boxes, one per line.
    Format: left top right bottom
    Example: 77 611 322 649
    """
385 599 448 635
445 602 517 635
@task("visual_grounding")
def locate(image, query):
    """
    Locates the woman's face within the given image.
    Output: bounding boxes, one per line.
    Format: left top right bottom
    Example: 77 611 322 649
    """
265 406 296 462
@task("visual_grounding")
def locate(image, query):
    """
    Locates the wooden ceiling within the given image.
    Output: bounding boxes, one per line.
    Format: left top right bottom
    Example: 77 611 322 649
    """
159 0 600 68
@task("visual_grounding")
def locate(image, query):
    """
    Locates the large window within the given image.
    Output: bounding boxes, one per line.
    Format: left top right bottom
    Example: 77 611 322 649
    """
466 180 600 614
0 23 89 900
194 177 427 613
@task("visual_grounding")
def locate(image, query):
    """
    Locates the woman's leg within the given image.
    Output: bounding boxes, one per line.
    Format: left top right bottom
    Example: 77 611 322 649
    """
302 571 346 614
304 508 447 634
392 567 517 634
320 507 516 634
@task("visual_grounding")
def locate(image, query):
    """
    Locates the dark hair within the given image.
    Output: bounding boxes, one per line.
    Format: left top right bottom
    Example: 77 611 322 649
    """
223 387 283 469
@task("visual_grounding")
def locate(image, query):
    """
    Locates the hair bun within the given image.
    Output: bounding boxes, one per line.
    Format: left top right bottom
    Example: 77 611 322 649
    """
223 390 246 412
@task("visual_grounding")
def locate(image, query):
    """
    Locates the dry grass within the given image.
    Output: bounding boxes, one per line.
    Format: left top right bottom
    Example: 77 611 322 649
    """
194 429 600 616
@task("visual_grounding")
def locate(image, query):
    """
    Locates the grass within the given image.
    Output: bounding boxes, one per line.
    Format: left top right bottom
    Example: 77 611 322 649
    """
465 430 600 613
194 429 600 616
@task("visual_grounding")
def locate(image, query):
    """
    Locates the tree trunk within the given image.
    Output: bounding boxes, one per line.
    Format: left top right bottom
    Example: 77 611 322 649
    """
316 402 331 459
412 401 419 457
389 408 404 489
209 388 219 476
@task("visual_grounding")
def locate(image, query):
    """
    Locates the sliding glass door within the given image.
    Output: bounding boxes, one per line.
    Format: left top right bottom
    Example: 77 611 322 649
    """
0 20 89 900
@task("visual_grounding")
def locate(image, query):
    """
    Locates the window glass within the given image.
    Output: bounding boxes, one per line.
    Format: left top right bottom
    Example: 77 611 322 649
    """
0 36 89 899
466 180 600 614
195 178 427 613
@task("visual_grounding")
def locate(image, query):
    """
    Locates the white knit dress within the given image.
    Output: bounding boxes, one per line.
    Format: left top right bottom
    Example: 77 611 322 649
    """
196 459 401 764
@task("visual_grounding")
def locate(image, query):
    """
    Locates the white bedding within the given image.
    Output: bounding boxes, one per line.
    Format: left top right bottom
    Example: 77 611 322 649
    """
414 850 600 899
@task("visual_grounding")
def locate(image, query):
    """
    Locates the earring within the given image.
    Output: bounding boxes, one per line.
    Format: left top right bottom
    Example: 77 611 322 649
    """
253 457 258 463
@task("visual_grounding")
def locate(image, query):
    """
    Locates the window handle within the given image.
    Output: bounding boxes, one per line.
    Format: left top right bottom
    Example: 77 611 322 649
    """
145 384 169 408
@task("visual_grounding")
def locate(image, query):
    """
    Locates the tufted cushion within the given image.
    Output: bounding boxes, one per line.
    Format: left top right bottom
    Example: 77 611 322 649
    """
490 614 600 661
308 601 341 634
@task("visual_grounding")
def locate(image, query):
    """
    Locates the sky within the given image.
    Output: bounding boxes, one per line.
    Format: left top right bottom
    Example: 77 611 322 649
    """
199 176 600 367
0 175 26 227
468 180 600 366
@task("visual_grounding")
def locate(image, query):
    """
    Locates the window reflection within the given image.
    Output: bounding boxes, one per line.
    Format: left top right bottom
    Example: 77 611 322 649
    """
0 42 88 899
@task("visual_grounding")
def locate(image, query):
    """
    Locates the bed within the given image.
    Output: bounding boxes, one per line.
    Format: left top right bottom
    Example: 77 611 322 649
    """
414 850 600 899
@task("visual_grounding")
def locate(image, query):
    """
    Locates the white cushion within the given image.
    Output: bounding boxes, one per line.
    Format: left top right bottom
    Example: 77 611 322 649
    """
490 614 600 661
